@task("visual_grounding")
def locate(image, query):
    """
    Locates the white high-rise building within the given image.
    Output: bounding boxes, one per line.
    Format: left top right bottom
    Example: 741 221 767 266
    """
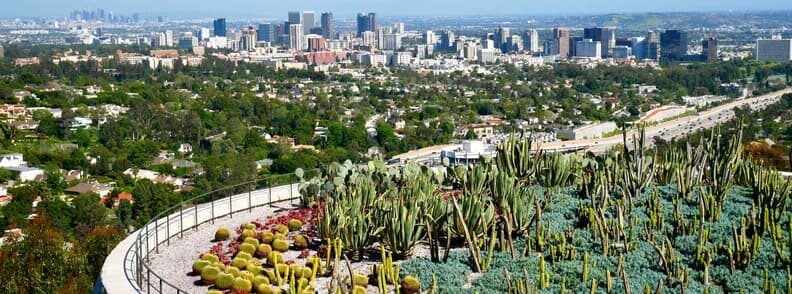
575 39 601 59
392 22 405 34
361 31 376 47
756 39 792 62
424 31 435 45
383 34 402 50
477 48 497 63
289 24 304 51
523 29 539 53
164 30 174 47
198 28 211 41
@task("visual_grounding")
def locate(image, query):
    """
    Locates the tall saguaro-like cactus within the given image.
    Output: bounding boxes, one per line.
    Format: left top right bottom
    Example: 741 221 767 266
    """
620 126 655 212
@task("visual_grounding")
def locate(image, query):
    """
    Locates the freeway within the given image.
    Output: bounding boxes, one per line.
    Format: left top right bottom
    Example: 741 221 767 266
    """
536 88 792 153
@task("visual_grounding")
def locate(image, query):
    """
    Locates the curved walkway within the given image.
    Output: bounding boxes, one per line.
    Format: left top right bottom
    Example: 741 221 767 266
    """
100 183 300 294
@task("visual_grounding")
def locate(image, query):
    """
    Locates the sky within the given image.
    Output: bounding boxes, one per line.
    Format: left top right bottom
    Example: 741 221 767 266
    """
3 0 792 18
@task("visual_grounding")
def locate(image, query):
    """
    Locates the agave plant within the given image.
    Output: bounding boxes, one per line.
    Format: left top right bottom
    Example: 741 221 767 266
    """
537 152 574 188
495 133 541 185
380 199 426 259
337 197 381 261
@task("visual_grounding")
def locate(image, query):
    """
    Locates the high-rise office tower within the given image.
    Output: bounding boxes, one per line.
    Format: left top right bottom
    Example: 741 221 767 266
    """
495 27 511 53
646 31 660 60
361 31 376 47
703 36 718 62
307 35 325 51
424 30 436 45
164 30 174 47
575 39 602 59
302 11 316 34
553 28 570 58
356 13 370 37
441 30 456 51
321 13 334 40
240 27 257 51
198 28 211 41
289 24 304 51
258 23 273 43
213 18 227 37
660 30 688 60
583 27 613 58
522 29 539 53
356 12 378 37
392 22 405 34
508 35 523 52
288 11 302 26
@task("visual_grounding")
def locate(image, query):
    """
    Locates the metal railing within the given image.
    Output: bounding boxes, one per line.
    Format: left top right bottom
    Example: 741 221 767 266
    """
125 170 319 293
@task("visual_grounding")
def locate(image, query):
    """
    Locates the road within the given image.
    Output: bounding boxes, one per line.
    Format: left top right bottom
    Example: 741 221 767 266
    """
536 88 792 153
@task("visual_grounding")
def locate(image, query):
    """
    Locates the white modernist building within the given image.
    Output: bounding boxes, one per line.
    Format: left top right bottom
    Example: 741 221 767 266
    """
558 121 618 140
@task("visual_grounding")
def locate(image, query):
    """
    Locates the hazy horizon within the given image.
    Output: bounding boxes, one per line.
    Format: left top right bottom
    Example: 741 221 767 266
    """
3 0 792 19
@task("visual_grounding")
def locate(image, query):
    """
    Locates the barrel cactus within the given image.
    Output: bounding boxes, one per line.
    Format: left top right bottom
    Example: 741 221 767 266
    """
192 259 210 275
272 238 289 252
241 229 256 239
256 244 273 258
214 227 231 241
267 251 284 266
260 231 275 244
233 277 253 292
293 234 310 249
288 218 303 231
215 272 235 290
201 253 220 263
200 265 221 284
401 275 421 293
352 273 368 286
239 243 256 256
243 236 260 248
274 224 289 235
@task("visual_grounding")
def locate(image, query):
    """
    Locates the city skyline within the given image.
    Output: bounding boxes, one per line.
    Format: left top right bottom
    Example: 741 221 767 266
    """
3 0 792 18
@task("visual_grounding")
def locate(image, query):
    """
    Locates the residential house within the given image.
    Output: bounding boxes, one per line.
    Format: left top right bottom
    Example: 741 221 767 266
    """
64 182 114 198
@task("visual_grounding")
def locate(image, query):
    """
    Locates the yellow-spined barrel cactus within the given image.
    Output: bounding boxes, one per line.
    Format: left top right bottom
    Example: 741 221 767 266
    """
200 265 221 284
252 275 270 287
274 224 289 235
224 265 241 277
214 227 231 241
256 244 272 258
293 234 310 249
260 231 275 244
244 236 260 247
201 253 220 263
267 251 284 266
239 243 257 255
236 251 253 260
287 218 303 231
242 223 256 230
241 229 256 239
401 275 421 293
256 283 276 294
215 272 235 290
272 238 289 252
231 257 248 269
275 263 290 277
207 290 224 294
192 259 210 274
233 277 253 292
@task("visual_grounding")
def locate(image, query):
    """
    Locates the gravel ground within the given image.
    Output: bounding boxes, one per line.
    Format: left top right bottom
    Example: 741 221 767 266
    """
146 203 440 294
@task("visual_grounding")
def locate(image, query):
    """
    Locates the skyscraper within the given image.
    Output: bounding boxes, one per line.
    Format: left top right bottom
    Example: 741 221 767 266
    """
240 27 257 51
288 11 302 26
302 11 316 34
660 30 688 60
584 27 613 58
495 27 511 53
424 31 436 45
356 12 377 37
258 23 274 43
356 13 370 37
289 24 304 51
575 39 602 59
553 28 570 58
703 37 718 62
213 18 227 37
441 30 456 51
522 29 539 53
321 13 334 40
646 31 660 60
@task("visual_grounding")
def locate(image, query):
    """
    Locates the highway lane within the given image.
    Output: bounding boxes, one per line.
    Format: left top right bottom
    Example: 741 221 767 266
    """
536 88 792 153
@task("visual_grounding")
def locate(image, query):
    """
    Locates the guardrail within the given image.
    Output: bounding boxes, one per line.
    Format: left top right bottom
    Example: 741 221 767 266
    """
108 170 319 294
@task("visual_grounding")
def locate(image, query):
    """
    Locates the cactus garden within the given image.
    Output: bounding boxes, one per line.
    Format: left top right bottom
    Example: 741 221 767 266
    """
185 127 792 293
